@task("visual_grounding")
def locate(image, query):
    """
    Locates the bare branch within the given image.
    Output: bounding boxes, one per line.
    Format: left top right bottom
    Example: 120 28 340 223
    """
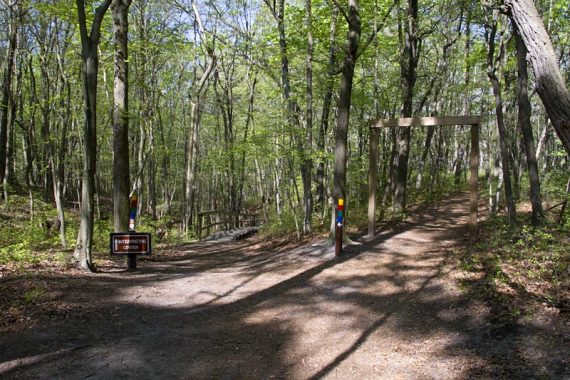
330 0 350 25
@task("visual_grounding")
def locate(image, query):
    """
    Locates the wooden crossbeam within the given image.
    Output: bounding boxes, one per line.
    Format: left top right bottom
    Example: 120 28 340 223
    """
372 115 481 128
367 115 480 238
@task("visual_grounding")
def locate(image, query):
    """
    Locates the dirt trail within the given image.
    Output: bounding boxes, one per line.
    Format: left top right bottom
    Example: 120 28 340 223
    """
1 193 568 379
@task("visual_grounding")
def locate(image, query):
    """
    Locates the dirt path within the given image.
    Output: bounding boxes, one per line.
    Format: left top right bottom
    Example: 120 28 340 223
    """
1 193 568 379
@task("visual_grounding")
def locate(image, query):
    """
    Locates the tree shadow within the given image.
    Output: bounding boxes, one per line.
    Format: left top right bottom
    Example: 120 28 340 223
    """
0 194 568 378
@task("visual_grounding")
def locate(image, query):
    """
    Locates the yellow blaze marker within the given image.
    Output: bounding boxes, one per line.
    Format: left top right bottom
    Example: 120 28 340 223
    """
338 198 344 206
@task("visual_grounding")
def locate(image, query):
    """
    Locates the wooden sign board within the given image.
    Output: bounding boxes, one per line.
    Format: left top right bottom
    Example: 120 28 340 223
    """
110 233 152 256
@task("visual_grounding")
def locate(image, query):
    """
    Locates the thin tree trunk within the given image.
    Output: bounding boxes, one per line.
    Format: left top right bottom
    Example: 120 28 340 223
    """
514 25 544 225
393 0 419 213
74 0 112 272
51 47 72 249
303 0 314 233
263 0 311 233
316 6 338 211
486 17 516 224
183 1 215 235
111 0 132 232
0 0 20 196
333 0 361 231
238 73 257 219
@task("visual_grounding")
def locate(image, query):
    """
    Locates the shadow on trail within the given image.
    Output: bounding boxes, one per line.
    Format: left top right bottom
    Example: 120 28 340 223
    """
0 194 567 378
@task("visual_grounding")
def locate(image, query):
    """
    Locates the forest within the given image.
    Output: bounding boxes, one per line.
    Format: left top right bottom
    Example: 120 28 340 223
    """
1 1 570 377
0 0 569 270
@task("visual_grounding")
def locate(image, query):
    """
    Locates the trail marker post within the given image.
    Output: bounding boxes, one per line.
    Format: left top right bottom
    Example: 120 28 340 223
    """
335 198 344 257
129 193 138 232
108 193 152 270
128 193 138 269
110 232 152 271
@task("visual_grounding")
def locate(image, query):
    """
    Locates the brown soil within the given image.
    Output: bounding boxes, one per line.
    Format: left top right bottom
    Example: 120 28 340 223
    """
1 194 568 379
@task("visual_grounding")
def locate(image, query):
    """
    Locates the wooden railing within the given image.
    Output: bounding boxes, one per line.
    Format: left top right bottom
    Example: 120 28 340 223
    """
196 210 259 239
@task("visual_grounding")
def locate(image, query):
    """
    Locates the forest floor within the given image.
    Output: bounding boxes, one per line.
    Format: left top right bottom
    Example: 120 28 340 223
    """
0 193 569 379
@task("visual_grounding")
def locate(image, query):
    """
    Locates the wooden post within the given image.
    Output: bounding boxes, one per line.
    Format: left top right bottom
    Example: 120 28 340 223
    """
371 115 481 235
469 123 480 236
197 212 203 240
335 198 344 257
368 128 379 237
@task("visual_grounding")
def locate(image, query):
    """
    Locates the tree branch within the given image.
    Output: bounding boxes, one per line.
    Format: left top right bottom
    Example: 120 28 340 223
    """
356 0 397 60
90 0 112 44
76 0 89 52
330 0 350 25
262 0 278 21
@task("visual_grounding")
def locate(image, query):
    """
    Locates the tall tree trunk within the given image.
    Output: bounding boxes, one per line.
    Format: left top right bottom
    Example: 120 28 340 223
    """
333 0 361 225
536 117 550 166
111 0 132 232
316 5 338 212
51 41 73 249
0 0 20 195
505 0 570 155
514 25 544 225
182 1 215 235
302 0 314 233
74 0 112 272
238 72 257 220
5 46 20 198
263 0 311 233
486 17 516 224
393 0 419 213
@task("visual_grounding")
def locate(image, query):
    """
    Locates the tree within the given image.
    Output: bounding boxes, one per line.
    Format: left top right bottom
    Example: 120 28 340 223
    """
504 0 570 155
332 0 361 222
392 0 420 213
74 0 112 271
485 13 516 224
182 0 216 234
303 0 314 233
514 23 544 225
316 5 338 212
0 0 21 198
111 0 132 233
262 0 312 234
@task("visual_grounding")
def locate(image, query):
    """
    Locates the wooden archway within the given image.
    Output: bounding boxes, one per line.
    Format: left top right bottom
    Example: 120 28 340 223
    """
368 115 481 237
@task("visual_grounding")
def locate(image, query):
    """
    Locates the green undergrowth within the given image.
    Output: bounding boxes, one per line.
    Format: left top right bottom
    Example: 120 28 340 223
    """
453 214 569 319
0 193 68 269
0 191 184 272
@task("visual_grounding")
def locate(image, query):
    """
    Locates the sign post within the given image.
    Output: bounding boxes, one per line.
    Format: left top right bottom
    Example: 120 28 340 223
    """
335 198 344 257
129 193 138 232
110 193 151 270
110 232 152 270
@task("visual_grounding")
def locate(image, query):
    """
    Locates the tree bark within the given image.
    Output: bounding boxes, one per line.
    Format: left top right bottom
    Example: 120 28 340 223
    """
111 0 132 233
393 0 419 213
51 36 73 249
514 24 544 225
333 0 361 220
74 0 112 271
303 0 314 233
486 17 516 224
504 0 570 155
182 1 215 235
263 0 311 233
316 5 338 212
0 0 20 193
